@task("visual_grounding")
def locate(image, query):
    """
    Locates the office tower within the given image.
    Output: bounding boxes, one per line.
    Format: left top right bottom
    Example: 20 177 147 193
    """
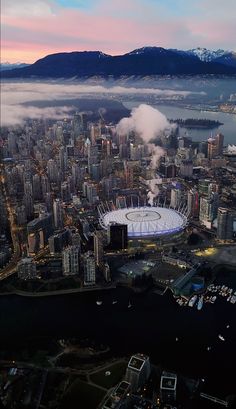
198 179 211 196
61 181 71 203
125 354 151 392
23 192 34 220
32 174 42 200
59 146 67 174
41 175 50 198
15 205 27 225
47 159 58 183
160 371 177 403
199 193 218 228
27 212 53 251
207 133 224 159
8 132 18 156
53 199 63 229
17 258 37 280
86 183 98 205
215 133 224 154
187 189 199 218
94 230 104 267
83 251 96 285
179 160 193 178
217 207 235 240
48 229 71 255
108 223 128 250
88 144 99 173
160 162 176 178
62 245 80 275
91 163 100 182
170 188 182 209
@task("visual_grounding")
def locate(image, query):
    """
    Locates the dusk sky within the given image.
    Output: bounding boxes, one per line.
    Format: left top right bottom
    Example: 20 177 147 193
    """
2 0 236 63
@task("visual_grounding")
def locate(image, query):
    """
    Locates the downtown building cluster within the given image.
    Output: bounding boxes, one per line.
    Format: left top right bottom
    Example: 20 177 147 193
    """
1 110 236 281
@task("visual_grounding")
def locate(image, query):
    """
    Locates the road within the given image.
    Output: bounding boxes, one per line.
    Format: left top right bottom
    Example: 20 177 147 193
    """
0 169 21 280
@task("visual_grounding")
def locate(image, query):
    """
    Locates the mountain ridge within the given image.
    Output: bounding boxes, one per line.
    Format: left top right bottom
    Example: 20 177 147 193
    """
1 47 236 78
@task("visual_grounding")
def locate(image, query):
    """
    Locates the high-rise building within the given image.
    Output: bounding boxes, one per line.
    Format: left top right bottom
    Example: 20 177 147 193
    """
125 354 151 392
217 207 235 240
62 245 80 275
93 231 104 267
83 251 96 286
48 229 71 254
17 258 37 280
199 193 218 228
47 159 58 183
170 188 182 209
53 199 63 229
61 181 71 203
108 223 128 250
179 160 193 178
187 189 199 218
160 371 177 403
207 133 224 159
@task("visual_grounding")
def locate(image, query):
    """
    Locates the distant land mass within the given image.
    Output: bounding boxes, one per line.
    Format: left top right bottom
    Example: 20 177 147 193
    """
1 47 236 78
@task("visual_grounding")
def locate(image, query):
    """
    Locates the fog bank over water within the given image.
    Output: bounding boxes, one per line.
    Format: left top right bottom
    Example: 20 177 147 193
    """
1 78 235 144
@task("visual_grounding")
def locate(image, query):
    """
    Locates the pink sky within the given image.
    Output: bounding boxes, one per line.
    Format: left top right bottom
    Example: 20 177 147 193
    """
2 0 236 63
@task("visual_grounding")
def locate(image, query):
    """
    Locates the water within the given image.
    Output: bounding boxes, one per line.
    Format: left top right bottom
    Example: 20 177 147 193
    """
0 268 235 399
123 101 236 144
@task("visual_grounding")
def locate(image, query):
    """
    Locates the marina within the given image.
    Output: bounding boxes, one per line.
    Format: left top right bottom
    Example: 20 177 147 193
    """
174 283 236 310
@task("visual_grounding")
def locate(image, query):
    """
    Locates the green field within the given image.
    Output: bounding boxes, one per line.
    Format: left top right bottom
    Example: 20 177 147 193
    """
90 361 127 389
60 379 105 409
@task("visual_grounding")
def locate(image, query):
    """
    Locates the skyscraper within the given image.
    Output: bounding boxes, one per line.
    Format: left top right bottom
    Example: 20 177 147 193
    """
62 245 80 275
160 371 177 403
187 189 199 218
17 258 37 280
108 223 128 250
83 251 96 286
125 354 151 392
217 207 235 240
93 230 104 267
53 199 63 229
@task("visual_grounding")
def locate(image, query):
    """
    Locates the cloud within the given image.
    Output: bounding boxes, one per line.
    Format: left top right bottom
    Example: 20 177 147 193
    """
1 105 73 126
1 79 206 126
116 104 171 143
2 0 235 63
2 0 55 17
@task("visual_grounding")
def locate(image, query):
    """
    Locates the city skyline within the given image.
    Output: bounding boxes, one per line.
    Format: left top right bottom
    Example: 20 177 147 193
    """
2 0 236 63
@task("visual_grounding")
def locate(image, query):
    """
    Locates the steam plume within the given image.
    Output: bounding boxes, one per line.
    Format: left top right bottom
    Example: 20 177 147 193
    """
117 104 171 204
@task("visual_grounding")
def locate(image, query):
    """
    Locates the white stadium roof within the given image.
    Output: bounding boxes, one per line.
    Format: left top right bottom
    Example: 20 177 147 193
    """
99 206 188 238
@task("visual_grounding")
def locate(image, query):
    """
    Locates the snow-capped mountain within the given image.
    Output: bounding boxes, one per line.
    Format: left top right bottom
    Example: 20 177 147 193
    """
1 47 236 78
170 47 236 68
185 47 228 62
0 62 30 71
127 46 167 56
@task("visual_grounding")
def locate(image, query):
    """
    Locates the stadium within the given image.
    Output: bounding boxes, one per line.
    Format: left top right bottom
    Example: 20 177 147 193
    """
98 204 188 240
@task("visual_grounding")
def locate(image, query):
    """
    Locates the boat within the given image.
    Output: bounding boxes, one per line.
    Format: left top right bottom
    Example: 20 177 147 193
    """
218 335 225 341
112 300 118 305
207 346 211 351
197 296 204 310
175 337 179 342
128 301 132 308
188 295 197 307
96 301 102 306
230 295 236 304
226 324 230 329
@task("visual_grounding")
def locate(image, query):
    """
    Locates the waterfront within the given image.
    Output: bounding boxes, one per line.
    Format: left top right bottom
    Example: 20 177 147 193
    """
1 267 235 402
124 101 236 144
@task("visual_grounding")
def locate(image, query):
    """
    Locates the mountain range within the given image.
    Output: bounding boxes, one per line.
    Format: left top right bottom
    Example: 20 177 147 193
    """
1 47 236 78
